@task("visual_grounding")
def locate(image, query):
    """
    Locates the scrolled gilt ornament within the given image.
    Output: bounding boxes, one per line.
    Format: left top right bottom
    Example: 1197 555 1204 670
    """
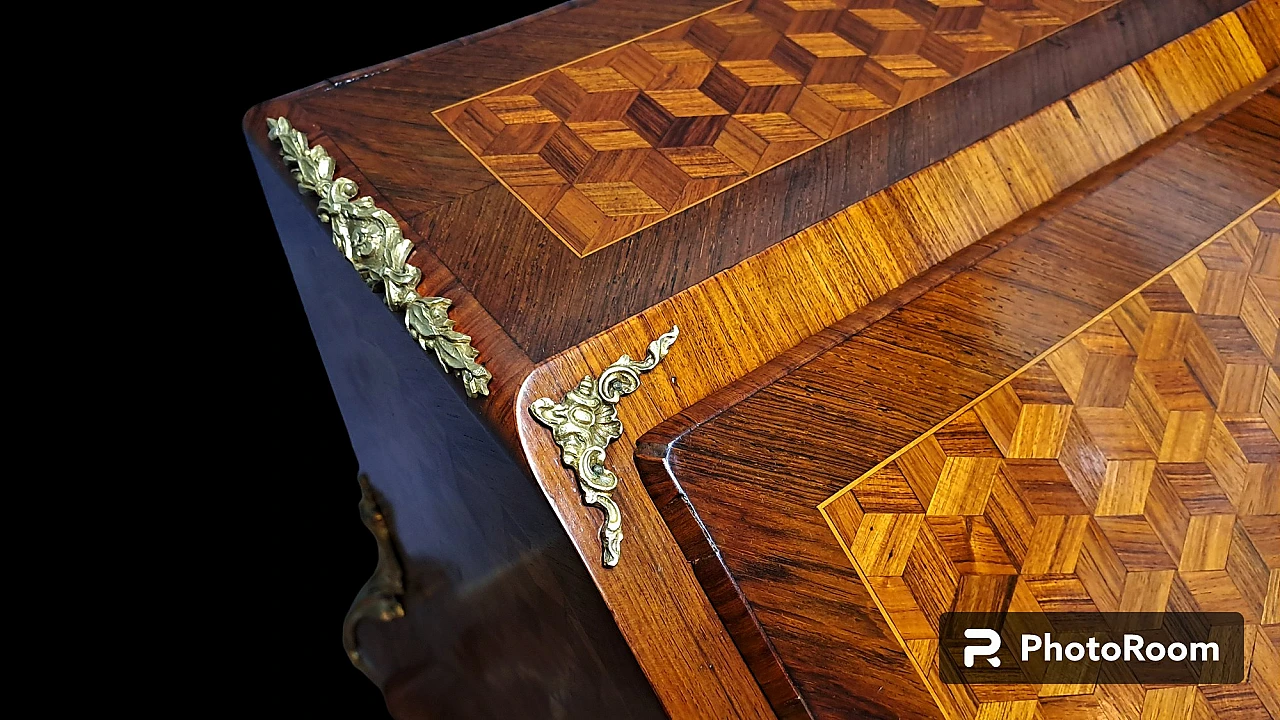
530 326 679 567
344 474 405 679
267 117 490 397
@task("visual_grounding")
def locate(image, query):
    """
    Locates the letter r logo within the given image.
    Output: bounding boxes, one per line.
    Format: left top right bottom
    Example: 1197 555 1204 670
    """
964 629 1002 668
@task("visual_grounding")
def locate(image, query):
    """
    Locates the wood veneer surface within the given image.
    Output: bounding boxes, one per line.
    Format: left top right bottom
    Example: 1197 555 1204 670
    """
642 86 1280 719
246 0 1248 361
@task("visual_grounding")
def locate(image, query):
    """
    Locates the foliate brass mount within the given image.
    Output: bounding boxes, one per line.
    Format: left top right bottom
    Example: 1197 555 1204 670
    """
343 474 405 679
530 326 679 567
266 117 491 397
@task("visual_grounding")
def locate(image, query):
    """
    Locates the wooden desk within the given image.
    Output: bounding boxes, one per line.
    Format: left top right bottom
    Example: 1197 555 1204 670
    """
245 1 1279 716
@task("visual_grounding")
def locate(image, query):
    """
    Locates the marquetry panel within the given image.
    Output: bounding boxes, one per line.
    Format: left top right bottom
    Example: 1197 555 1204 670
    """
436 0 1121 255
824 199 1280 720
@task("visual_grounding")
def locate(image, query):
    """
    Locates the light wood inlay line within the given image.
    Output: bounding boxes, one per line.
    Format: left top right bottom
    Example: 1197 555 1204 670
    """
436 0 1123 256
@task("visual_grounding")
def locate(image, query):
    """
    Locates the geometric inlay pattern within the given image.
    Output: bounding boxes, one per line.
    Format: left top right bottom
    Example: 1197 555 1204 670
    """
822 197 1280 720
436 0 1121 256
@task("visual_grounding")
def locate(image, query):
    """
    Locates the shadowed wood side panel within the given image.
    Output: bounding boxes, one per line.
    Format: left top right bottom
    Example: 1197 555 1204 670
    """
247 131 665 719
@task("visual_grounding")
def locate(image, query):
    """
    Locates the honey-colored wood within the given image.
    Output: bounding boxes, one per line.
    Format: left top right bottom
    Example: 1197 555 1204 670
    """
435 0 1124 255
821 197 1280 719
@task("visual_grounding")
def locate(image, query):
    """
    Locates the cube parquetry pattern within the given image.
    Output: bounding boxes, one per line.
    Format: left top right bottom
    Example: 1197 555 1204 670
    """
435 0 1120 256
824 199 1280 720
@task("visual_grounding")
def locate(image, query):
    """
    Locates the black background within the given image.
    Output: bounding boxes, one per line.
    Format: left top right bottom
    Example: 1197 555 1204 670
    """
214 2 562 715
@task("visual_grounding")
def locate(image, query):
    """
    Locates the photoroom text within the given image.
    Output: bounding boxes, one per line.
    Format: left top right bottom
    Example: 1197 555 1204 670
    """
1019 633 1219 663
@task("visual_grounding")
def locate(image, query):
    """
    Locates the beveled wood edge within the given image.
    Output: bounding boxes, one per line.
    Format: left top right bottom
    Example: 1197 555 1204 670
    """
515 364 779 719
816 189 1280 720
630 69 1280 719
631 442 815 718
